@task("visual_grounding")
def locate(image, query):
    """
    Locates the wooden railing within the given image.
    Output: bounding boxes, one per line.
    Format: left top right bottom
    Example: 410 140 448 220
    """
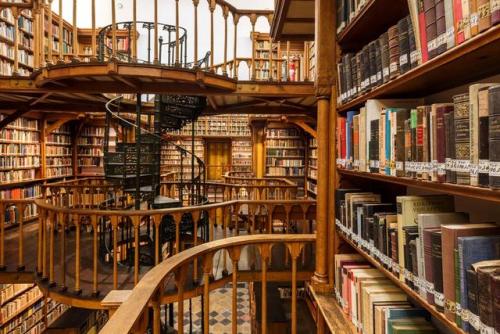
100 234 316 334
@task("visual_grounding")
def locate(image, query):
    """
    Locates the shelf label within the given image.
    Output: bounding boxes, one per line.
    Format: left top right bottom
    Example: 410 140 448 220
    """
390 62 398 73
479 159 489 173
490 161 500 177
455 159 470 173
410 50 419 64
469 312 481 331
396 161 404 171
470 163 479 177
434 291 445 307
399 54 409 67
383 67 389 78
437 163 446 176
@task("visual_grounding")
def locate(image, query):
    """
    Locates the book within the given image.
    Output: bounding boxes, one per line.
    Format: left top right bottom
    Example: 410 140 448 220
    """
424 0 438 59
396 195 454 281
417 0 430 63
435 104 454 182
430 230 445 311
477 265 500 329
489 85 500 189
477 0 491 32
444 110 457 183
453 93 471 185
334 253 366 294
362 285 408 334
441 224 500 321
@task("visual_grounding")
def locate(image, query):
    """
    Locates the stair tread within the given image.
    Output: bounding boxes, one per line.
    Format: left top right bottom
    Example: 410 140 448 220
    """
106 174 153 179
124 185 154 192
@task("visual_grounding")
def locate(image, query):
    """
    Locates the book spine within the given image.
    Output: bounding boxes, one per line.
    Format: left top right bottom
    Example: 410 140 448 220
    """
455 249 463 327
489 85 500 189
398 17 411 74
405 119 413 178
444 0 456 49
493 275 500 334
411 109 418 178
445 111 458 183
478 0 492 31
454 0 465 44
431 232 445 312
478 88 491 187
470 0 480 36
478 269 495 327
435 0 448 55
492 0 500 25
424 0 438 59
467 269 480 334
380 111 387 174
454 93 471 185
418 0 430 62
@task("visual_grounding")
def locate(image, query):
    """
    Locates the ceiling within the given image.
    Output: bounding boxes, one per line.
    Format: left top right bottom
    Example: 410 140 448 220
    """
271 0 315 41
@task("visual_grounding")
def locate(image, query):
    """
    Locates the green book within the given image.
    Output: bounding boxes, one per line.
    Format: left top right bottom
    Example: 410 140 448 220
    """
454 249 462 327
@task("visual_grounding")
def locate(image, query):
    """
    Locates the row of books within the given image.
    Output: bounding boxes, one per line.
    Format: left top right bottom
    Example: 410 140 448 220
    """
335 189 500 334
77 147 103 156
267 128 302 138
4 202 38 225
267 149 305 157
0 169 36 184
0 284 33 306
17 15 33 34
80 126 105 137
0 59 29 76
338 15 418 103
45 166 72 178
266 139 305 148
334 253 440 334
0 22 15 41
46 157 71 166
0 286 42 323
266 158 304 167
0 156 39 169
47 133 71 145
169 116 251 137
46 146 71 157
0 115 37 130
308 168 318 179
78 157 103 168
266 166 304 176
77 137 103 146
306 180 317 195
0 129 39 142
0 143 39 155
0 185 41 200
337 84 500 189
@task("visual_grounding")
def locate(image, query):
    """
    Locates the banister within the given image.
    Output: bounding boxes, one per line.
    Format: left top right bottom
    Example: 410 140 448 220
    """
100 234 315 334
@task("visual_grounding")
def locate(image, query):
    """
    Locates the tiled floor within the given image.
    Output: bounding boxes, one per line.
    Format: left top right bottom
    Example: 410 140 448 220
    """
171 282 251 334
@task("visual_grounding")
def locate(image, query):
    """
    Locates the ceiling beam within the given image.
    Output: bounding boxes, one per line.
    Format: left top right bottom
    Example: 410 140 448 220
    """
0 106 30 131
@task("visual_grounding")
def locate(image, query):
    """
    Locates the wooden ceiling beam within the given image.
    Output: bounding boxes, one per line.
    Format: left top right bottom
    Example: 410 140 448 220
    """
0 106 30 131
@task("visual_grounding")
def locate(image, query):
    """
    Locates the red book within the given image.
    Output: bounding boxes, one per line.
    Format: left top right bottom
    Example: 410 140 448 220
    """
418 0 430 62
339 117 347 166
453 0 465 44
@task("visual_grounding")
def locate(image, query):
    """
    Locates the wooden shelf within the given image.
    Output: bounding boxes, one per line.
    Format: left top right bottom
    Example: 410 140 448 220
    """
338 25 500 112
0 284 35 306
337 0 409 51
338 169 500 203
2 294 43 325
337 230 465 334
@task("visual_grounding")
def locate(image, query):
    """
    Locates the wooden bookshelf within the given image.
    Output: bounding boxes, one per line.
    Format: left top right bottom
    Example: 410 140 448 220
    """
338 25 500 112
306 137 317 198
45 123 73 179
77 125 105 176
335 226 466 334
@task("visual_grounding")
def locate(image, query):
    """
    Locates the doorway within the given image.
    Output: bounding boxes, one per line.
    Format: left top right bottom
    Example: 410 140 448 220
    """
206 139 232 181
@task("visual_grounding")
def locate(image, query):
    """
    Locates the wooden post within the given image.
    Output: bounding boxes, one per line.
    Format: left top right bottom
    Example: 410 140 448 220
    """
250 14 256 80
152 293 161 334
47 0 53 64
92 215 99 295
134 219 139 285
59 212 66 289
203 254 213 334
74 219 81 293
229 247 241 334
277 41 282 81
12 8 20 75
154 0 158 63
111 0 117 59
268 36 273 81
209 0 215 71
0 204 5 270
223 6 229 75
286 41 290 81
312 0 337 291
91 0 96 60
33 5 40 69
72 0 79 61
17 203 25 270
58 0 63 63
193 0 199 66
259 244 271 334
132 0 137 61
233 14 239 79
112 217 118 289
175 0 180 65
49 212 55 285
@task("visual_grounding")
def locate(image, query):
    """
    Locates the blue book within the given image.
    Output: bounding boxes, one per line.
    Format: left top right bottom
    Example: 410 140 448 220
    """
386 308 430 334
385 109 392 175
346 111 359 169
457 235 500 332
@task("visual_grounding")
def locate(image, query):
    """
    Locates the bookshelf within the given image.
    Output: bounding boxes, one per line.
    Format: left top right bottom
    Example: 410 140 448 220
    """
330 1 500 334
77 125 105 177
46 123 73 179
231 139 252 173
252 32 280 81
265 124 306 195
306 137 317 198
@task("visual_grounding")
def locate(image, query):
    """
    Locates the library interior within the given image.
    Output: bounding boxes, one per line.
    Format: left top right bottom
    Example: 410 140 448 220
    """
0 0 499 333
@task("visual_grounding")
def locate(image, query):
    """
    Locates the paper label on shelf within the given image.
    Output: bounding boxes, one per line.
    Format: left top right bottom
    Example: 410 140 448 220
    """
455 303 462 317
446 27 455 41
353 160 360 167
445 158 452 170
431 160 438 174
470 163 479 177
480 325 495 334
377 71 382 82
469 312 481 330
374 160 380 169
428 38 437 52
383 67 389 78
444 299 456 313
390 62 398 73
460 308 469 321
396 161 404 171
370 75 377 85
434 292 445 307
424 280 435 294
455 159 470 173
470 13 479 27
410 50 419 64
479 159 489 173
489 161 500 176
399 54 409 66
437 163 446 176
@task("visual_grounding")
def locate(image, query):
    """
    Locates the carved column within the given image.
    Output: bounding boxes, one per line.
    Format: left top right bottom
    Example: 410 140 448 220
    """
249 14 257 80
233 14 239 79
312 0 336 291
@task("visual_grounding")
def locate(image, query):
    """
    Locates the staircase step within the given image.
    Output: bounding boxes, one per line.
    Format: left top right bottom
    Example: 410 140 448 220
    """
153 195 181 209
124 185 155 193
106 174 153 179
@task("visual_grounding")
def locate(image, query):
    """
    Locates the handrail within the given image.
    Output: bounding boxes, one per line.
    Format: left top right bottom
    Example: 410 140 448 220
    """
223 171 296 186
100 234 315 334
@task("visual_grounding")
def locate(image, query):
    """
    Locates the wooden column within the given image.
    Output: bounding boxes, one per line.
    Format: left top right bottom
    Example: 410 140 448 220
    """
33 5 40 69
111 0 117 59
72 0 79 61
175 0 180 65
312 0 337 291
233 14 239 79
12 8 20 75
153 0 158 63
132 0 137 61
203 254 213 334
250 14 256 80
47 0 54 64
58 0 63 63
223 6 228 75
91 0 96 60
209 0 215 71
193 0 199 66
286 41 290 81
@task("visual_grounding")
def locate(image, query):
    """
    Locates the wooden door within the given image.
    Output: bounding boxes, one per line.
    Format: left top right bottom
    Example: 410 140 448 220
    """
206 140 231 180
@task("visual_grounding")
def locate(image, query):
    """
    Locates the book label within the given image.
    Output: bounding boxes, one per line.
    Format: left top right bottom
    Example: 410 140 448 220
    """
434 291 445 307
469 312 481 330
376 71 382 82
395 161 403 171
428 38 437 52
479 159 489 173
410 50 419 64
490 161 500 176
446 27 455 42
399 54 408 66
383 67 389 78
437 163 446 176
370 75 377 85
470 13 479 28
454 159 470 173
390 62 398 73
470 163 479 177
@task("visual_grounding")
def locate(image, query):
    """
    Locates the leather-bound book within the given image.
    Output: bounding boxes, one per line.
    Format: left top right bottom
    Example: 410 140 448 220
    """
370 119 380 173
361 45 370 93
435 104 454 182
344 54 353 100
492 0 500 25
396 109 411 177
453 93 471 185
369 41 378 89
493 272 500 334
478 266 500 329
470 0 480 36
407 16 419 69
390 229 399 273
435 0 447 55
441 224 500 321
424 227 441 304
430 106 438 181
466 268 480 334
477 0 491 31
477 87 490 187
410 109 418 178
403 225 419 289
489 85 500 189
335 189 361 221
444 0 456 49
374 38 383 87
361 203 396 242
398 17 411 74
424 0 438 59
356 52 363 95
430 230 445 312
416 106 431 180
417 0 430 63
405 118 412 178
444 111 457 183
350 55 359 98
379 32 390 83
388 25 400 80
454 0 471 44
354 114 360 169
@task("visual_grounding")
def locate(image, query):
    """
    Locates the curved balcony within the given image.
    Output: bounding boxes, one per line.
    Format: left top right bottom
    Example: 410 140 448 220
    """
0 176 316 310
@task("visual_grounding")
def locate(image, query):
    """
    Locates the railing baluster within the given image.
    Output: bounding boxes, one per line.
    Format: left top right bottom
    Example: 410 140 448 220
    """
134 216 139 285
111 0 117 59
175 0 180 66
92 214 99 295
269 36 273 81
0 203 4 270
42 209 48 279
49 211 55 285
74 216 81 293
153 292 161 334
59 212 66 290
286 41 291 81
175 266 187 334
17 203 25 270
203 254 213 334
259 244 271 334
58 0 63 63
154 215 160 265
250 14 256 80
193 0 199 67
209 0 215 71
277 42 282 81
112 216 118 289
287 243 304 334
229 247 241 334
91 0 96 59
132 0 137 61
72 0 78 61
153 0 158 63
47 0 53 64
223 6 228 75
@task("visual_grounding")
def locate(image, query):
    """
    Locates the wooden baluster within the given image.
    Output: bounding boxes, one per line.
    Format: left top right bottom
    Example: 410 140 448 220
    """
17 203 25 270
175 266 187 334
132 0 137 61
222 207 228 275
233 14 239 78
259 244 272 334
175 0 180 65
228 247 241 334
92 214 99 295
12 8 19 75
269 36 273 81
134 216 139 285
59 212 66 290
49 211 56 286
208 209 215 241
193 0 199 66
111 0 117 59
209 0 215 71
72 0 79 61
58 0 63 63
42 209 48 279
0 203 5 270
152 291 161 334
112 216 118 289
153 0 158 63
47 0 53 64
91 0 96 60
154 215 160 265
286 41 290 81
250 14 257 80
223 6 228 75
277 41 281 81
287 243 304 334
33 4 40 69
191 210 201 281
74 216 81 293
173 213 182 254
203 254 214 334
304 41 309 81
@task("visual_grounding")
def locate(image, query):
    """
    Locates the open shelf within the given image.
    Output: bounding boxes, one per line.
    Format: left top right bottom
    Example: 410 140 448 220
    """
338 169 500 203
337 25 500 112
336 227 465 334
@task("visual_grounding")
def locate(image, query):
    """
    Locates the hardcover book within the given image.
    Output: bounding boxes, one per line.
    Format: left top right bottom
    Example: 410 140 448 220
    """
489 85 500 189
453 93 471 185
